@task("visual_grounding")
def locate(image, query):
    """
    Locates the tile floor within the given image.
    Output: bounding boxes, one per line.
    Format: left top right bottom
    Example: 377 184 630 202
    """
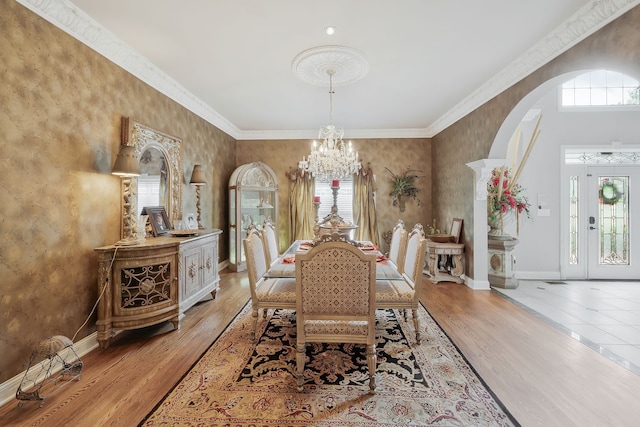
492 280 640 375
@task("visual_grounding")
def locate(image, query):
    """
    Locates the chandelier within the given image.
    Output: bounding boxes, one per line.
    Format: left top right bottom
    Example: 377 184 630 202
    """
298 69 361 180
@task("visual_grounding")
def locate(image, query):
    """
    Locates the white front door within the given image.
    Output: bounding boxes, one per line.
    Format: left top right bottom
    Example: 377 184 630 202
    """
587 166 640 279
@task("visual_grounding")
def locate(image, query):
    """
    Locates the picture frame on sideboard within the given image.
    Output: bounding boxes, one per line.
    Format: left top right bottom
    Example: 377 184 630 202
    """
143 206 171 237
186 213 197 230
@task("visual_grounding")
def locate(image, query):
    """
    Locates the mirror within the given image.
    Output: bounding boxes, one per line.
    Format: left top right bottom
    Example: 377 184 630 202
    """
138 146 168 212
120 117 182 239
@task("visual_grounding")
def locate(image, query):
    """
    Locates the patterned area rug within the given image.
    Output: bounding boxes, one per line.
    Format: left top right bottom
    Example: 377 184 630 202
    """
141 304 518 426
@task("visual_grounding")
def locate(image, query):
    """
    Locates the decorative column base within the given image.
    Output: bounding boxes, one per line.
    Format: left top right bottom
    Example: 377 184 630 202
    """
488 238 519 289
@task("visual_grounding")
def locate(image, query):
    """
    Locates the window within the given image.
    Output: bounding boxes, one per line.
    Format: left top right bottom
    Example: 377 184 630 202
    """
564 150 640 165
315 176 354 223
137 175 161 215
561 70 639 108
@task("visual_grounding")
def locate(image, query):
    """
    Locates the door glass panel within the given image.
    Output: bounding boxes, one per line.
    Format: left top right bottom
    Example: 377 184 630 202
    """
569 175 579 265
598 176 629 265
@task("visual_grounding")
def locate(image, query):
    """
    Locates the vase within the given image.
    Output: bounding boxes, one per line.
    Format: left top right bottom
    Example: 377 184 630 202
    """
138 215 148 241
488 210 514 240
397 195 406 212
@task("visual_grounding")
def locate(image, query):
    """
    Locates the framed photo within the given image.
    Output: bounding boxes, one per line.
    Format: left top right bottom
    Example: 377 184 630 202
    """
143 206 171 236
185 213 197 230
450 218 463 243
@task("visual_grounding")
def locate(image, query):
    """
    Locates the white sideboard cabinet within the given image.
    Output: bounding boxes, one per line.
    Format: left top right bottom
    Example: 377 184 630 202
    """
95 229 222 349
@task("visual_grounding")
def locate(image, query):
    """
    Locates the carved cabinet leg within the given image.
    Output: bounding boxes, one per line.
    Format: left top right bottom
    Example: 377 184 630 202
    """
428 252 438 276
451 254 464 277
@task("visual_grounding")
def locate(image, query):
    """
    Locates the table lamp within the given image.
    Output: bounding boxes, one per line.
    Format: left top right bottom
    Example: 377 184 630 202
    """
112 145 141 245
189 164 206 229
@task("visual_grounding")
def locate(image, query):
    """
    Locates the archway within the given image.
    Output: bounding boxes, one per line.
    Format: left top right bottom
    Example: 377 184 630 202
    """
474 69 640 283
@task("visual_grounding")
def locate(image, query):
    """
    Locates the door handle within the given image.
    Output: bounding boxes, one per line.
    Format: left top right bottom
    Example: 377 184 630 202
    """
589 226 597 230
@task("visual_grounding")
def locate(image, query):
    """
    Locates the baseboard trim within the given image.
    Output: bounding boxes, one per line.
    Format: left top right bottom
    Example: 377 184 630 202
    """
0 332 99 408
465 276 491 290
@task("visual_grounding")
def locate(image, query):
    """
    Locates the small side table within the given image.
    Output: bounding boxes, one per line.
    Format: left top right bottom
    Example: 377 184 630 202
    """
425 241 465 284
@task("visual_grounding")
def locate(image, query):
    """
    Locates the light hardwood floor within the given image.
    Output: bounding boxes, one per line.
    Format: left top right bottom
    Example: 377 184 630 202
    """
1 269 639 426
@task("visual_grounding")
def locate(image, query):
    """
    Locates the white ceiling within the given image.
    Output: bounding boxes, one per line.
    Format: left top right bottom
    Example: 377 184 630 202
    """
26 0 639 139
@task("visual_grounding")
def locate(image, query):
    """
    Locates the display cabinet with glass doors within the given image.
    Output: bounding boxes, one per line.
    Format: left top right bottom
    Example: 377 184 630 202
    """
229 162 278 271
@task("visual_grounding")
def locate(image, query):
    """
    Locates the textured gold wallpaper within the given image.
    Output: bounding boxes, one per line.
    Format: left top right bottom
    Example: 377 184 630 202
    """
0 1 235 383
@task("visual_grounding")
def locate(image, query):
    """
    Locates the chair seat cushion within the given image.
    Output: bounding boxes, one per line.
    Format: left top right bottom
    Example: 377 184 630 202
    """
255 278 296 303
375 279 415 304
304 320 369 336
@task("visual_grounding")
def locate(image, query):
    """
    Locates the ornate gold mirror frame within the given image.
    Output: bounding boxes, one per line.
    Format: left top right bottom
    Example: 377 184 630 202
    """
120 117 183 239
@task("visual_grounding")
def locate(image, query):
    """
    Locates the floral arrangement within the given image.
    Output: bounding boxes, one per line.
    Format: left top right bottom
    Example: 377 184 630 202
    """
427 219 440 235
385 167 423 211
487 167 530 233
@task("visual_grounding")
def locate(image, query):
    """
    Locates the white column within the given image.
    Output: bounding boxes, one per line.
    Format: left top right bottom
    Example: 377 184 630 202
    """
466 159 505 290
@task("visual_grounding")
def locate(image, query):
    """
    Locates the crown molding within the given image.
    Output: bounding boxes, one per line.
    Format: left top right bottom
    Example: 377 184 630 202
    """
425 0 640 137
236 128 431 141
16 0 640 140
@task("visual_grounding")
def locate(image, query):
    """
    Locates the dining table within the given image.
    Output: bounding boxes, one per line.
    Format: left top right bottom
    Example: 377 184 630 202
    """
264 240 405 281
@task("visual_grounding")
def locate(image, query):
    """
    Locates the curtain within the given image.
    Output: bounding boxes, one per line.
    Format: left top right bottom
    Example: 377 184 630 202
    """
353 163 380 245
286 168 315 242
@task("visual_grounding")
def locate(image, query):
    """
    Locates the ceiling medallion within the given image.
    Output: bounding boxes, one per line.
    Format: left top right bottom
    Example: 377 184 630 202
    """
292 45 369 87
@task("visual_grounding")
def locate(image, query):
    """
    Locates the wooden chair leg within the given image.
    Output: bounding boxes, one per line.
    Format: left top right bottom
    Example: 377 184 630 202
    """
296 343 306 391
251 309 259 343
412 307 420 344
367 344 377 394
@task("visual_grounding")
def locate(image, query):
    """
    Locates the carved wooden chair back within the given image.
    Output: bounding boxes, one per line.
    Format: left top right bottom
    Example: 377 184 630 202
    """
295 241 377 394
245 226 268 285
243 226 296 343
261 220 279 265
388 219 407 272
402 223 427 285
375 223 427 344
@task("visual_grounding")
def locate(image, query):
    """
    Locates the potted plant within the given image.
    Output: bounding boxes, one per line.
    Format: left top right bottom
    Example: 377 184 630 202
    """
385 167 423 212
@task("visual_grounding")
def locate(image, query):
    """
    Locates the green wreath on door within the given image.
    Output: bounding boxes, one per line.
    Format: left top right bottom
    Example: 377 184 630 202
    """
599 180 624 205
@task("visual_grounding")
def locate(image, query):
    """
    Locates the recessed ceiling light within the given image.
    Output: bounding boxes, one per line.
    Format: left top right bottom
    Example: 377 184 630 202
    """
324 26 336 35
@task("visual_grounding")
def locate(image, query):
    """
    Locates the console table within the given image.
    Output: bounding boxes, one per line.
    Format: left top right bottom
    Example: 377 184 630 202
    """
424 240 465 284
94 229 221 349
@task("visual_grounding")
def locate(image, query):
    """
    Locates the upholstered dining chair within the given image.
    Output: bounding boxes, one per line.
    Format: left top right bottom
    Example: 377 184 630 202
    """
376 223 427 344
387 219 407 273
295 236 378 394
243 227 296 343
261 219 279 265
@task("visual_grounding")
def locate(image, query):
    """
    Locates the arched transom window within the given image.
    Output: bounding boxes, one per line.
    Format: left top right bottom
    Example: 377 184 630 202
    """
561 70 639 108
